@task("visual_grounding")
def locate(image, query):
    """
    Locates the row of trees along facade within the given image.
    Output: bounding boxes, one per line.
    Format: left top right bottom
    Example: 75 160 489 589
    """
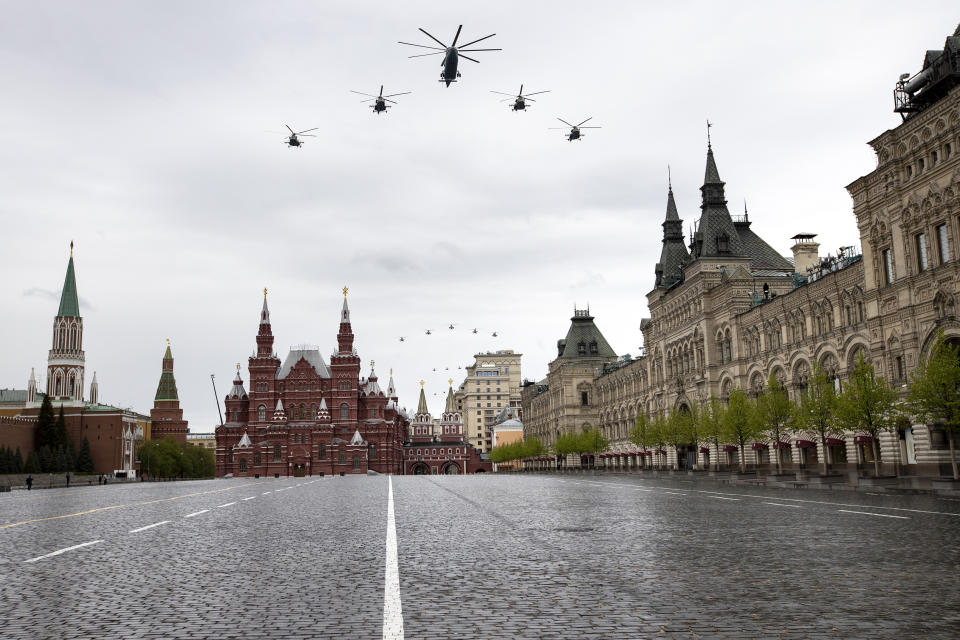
521 24 960 479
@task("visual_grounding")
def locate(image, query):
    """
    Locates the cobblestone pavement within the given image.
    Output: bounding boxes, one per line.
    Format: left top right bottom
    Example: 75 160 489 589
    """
1 474 959 639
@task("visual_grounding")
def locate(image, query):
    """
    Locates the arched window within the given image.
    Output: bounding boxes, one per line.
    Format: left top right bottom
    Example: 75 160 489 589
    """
258 405 267 421
310 405 317 420
318 444 326 459
273 444 281 462
253 452 261 466
352 455 361 469
338 450 346 465
69 373 76 398
299 404 306 420
339 380 350 390
368 444 377 460
239 459 247 473
340 403 349 420
54 373 62 397
368 407 376 419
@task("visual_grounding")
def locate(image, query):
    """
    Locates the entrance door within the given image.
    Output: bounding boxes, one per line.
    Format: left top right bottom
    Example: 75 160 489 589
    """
412 463 429 475
293 464 306 478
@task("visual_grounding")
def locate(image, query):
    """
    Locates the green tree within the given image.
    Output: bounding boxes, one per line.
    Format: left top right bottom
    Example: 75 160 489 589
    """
13 447 23 473
798 363 841 475
700 397 726 471
38 445 54 473
756 373 797 475
648 414 669 469
629 414 652 469
24 450 41 474
580 427 610 466
906 332 960 480
836 354 899 477
553 431 581 464
663 411 686 470
681 402 703 469
0 446 9 474
35 395 56 450
54 406 69 450
75 436 95 473
723 388 760 473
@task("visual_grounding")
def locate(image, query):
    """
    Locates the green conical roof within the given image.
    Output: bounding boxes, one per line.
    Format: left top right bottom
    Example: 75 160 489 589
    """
57 254 80 318
417 385 429 415
155 344 179 401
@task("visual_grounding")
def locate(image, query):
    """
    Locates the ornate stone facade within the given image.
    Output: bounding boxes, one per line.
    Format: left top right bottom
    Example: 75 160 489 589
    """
523 25 960 476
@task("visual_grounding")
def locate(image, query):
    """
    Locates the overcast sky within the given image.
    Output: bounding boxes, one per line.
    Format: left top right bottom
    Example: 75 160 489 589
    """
2 2 957 430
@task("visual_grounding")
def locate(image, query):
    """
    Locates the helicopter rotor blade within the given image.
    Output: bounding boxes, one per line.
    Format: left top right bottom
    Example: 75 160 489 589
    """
299 134 317 137
458 48 501 52
500 98 515 102
524 90 550 97
557 118 575 127
285 124 295 134
579 126 602 129
417 28 448 48
296 127 319 134
350 91 377 98
398 41 444 51
382 92 411 98
408 51 444 58
490 91 516 97
457 32 495 48
379 85 383 97
450 24 463 47
525 97 537 102
547 127 567 130
519 83 523 95
459 53 480 63
576 117 593 127
384 98 399 105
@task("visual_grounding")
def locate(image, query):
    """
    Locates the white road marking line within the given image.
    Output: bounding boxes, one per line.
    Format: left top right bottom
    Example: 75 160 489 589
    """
129 520 171 533
383 476 404 639
262 491 272 495
865 492 882 496
185 510 209 518
24 540 103 563
242 496 256 501
662 492 686 496
217 502 237 508
838 509 909 520
709 496 741 501
763 502 801 508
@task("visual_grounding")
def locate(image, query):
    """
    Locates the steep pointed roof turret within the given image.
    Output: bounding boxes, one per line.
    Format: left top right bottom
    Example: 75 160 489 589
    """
341 286 350 323
655 174 690 289
260 288 271 325
237 432 252 448
691 141 745 260
444 379 457 414
556 308 617 360
416 380 429 415
58 242 80 318
154 340 179 402
273 398 287 422
229 366 248 400
387 368 397 398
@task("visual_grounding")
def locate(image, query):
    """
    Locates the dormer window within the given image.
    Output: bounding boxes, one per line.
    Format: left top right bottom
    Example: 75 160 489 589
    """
717 234 729 253
577 341 586 355
589 341 598 355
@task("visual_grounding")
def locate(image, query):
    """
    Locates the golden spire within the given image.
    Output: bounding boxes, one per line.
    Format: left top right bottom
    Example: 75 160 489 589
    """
264 287 268 299
236 363 241 371
342 286 349 298
390 368 393 377
419 379 425 388
69 240 74 257
166 338 170 346
370 359 375 370
448 378 453 386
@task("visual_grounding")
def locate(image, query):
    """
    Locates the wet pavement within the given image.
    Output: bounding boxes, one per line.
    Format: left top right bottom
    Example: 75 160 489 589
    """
1 473 958 639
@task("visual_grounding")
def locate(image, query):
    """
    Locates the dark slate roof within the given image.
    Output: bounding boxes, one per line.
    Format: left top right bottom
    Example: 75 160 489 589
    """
0 389 29 404
655 187 689 289
734 221 794 271
691 146 746 260
558 311 617 360
58 255 80 318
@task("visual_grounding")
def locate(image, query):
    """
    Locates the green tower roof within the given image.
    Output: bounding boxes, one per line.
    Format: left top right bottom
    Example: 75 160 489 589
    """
155 343 179 401
57 253 80 318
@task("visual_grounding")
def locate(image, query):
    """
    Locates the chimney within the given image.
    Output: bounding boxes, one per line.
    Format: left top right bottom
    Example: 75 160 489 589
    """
790 233 820 275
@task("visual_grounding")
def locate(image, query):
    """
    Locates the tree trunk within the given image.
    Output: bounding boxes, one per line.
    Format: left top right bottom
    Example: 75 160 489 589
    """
775 431 783 475
739 444 746 473
950 431 958 481
871 437 881 477
821 436 829 476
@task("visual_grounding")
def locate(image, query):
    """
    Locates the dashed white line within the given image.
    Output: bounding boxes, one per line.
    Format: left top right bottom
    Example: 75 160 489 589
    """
217 502 237 508
763 502 801 508
838 509 909 519
242 496 256 501
129 520 170 533
382 476 404 639
24 540 103 563
185 509 209 518
708 496 741 501
262 491 272 495
662 492 687 496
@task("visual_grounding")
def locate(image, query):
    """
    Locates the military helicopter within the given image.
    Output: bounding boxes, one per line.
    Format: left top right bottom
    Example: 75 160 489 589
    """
491 331 499 337
425 329 433 335
448 323 456 330
399 25 500 87
398 336 406 342
350 85 411 114
283 125 318 147
491 84 550 111
549 117 601 141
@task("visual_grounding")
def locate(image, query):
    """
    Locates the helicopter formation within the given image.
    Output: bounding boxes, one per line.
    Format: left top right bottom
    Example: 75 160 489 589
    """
278 24 598 146
398 325 499 342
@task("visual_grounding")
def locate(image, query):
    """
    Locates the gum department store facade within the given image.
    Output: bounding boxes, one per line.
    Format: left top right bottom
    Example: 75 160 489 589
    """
523 26 960 477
